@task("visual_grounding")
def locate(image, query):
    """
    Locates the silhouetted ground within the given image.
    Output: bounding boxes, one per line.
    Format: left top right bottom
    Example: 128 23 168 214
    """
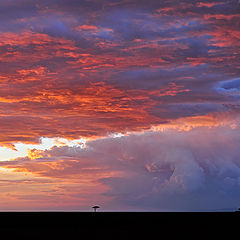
0 212 238 238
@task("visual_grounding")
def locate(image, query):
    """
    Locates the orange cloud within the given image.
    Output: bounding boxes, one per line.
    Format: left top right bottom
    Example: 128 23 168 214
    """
152 111 240 132
27 149 50 160
0 165 112 210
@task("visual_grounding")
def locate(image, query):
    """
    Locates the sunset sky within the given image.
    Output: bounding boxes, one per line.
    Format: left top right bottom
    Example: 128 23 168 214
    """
0 0 240 211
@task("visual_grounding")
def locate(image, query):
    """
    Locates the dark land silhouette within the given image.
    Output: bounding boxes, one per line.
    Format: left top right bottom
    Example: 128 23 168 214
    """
0 211 239 239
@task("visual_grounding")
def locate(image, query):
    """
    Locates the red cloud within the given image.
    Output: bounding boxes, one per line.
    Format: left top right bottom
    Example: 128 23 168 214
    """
0 31 78 63
0 73 190 147
196 2 224 8
76 24 98 31
0 5 238 149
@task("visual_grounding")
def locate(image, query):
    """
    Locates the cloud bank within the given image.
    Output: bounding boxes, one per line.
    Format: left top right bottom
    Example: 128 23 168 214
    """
0 126 240 211
0 0 239 148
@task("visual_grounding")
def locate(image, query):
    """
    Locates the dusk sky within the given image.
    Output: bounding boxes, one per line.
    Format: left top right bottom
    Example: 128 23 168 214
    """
0 0 240 211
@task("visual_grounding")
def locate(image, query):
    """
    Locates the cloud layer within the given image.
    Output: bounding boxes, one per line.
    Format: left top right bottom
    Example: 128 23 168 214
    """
0 0 239 147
